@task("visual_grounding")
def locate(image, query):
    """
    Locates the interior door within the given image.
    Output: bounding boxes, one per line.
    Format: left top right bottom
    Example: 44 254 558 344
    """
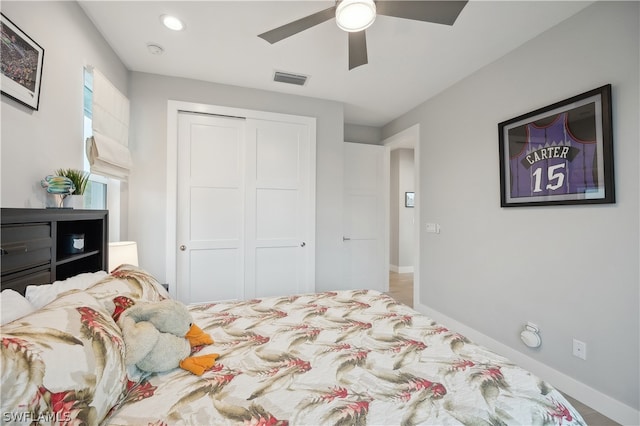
245 119 313 298
343 142 386 291
177 112 246 303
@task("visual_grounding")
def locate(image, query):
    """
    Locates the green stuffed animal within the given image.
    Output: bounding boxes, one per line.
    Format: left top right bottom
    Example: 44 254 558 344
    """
118 299 217 375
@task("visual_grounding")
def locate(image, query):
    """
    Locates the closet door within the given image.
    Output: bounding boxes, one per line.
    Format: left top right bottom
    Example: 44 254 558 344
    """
177 112 314 303
245 119 313 298
177 113 246 303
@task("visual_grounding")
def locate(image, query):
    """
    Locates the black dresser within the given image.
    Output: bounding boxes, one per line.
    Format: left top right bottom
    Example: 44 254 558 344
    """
1 208 108 294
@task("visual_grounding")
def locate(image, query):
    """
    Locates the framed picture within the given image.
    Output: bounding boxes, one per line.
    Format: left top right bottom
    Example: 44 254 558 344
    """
1 13 45 110
498 84 614 207
405 192 415 208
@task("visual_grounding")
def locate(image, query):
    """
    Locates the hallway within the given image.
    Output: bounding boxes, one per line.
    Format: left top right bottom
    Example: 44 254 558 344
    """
387 270 413 307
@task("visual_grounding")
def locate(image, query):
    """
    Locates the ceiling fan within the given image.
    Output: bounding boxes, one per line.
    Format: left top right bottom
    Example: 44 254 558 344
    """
258 0 468 70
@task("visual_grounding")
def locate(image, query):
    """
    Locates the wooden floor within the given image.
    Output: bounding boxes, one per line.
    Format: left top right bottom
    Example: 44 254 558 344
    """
387 271 620 426
386 270 413 307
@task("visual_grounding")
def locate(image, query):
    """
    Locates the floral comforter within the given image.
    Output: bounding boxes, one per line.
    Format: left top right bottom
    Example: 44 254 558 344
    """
103 289 585 426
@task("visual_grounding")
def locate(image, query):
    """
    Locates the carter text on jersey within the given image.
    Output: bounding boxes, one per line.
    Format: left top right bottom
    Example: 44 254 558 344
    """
520 146 580 169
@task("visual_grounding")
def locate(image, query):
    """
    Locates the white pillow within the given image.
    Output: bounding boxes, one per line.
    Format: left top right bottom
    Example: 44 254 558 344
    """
2 290 127 422
25 270 108 308
0 289 36 324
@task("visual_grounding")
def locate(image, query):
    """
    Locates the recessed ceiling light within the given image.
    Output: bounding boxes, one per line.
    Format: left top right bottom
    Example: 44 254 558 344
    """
160 14 184 31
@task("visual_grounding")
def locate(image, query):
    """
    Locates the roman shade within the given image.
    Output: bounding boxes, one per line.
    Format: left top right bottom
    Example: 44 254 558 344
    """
86 68 131 180
86 131 132 181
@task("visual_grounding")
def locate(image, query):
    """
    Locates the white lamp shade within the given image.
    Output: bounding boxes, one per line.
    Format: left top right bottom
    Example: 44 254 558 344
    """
108 241 139 272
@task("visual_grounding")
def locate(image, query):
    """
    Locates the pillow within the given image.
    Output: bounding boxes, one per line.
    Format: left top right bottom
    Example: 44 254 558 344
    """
86 264 169 308
1 290 126 424
25 270 109 308
0 289 36 325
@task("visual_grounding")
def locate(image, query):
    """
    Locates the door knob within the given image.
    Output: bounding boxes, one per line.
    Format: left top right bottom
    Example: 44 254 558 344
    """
179 245 186 251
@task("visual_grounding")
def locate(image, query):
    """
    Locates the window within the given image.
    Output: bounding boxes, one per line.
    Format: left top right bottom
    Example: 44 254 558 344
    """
83 68 106 209
83 67 120 240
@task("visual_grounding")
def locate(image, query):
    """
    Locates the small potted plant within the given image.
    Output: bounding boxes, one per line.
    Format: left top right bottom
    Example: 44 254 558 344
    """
56 168 90 209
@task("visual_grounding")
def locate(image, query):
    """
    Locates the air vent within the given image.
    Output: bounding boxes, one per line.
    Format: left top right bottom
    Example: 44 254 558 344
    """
273 71 308 86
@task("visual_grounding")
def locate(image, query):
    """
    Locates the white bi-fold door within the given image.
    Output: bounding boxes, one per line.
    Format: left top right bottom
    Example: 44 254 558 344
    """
176 112 314 304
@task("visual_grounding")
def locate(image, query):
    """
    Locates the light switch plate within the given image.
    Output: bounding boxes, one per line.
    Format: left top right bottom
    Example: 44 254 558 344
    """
426 223 440 233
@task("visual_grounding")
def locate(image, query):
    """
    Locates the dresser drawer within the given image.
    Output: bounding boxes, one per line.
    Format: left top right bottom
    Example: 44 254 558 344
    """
1 224 52 276
0 267 51 295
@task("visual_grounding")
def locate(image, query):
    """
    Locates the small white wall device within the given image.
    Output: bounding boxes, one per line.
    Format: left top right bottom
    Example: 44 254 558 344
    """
520 323 542 348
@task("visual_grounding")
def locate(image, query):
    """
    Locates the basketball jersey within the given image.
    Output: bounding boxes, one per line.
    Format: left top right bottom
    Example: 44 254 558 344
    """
509 112 597 198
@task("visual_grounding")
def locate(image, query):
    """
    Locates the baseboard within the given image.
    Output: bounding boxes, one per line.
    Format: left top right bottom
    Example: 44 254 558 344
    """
414 301 639 426
389 264 414 274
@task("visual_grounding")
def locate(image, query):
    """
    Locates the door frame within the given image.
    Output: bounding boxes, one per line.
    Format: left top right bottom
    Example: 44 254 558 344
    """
165 100 316 300
383 124 420 303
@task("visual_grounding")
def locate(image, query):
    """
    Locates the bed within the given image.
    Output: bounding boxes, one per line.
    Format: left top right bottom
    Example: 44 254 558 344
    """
1 263 586 426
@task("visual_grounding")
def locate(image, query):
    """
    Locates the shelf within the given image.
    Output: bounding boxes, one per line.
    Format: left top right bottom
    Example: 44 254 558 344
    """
56 250 101 266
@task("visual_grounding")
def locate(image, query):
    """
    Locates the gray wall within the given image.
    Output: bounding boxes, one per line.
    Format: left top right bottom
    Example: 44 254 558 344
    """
344 123 382 145
127 72 345 290
383 1 639 419
0 1 128 208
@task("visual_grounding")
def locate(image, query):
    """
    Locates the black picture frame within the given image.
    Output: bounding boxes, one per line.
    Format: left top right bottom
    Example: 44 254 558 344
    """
1 13 45 110
498 84 614 207
405 192 415 208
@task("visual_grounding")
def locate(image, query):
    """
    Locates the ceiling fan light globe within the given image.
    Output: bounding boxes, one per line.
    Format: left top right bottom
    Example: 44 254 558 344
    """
336 0 376 32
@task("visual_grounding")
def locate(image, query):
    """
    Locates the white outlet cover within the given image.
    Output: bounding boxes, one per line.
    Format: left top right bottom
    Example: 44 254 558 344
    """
573 339 587 360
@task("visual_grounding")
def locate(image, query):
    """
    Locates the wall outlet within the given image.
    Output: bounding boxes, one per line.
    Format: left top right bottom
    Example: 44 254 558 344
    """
573 339 587 360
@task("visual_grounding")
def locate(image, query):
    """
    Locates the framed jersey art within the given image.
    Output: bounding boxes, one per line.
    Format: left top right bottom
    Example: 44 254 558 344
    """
498 85 614 207
1 13 45 110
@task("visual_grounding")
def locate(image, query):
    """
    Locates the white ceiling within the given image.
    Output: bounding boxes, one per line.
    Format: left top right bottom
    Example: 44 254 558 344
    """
78 1 593 127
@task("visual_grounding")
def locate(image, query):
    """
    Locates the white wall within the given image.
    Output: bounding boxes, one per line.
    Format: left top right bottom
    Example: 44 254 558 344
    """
127 72 345 289
383 2 639 423
0 1 128 208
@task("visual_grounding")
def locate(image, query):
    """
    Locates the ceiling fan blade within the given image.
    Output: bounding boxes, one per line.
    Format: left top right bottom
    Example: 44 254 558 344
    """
376 1 468 25
258 6 337 44
348 31 368 70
